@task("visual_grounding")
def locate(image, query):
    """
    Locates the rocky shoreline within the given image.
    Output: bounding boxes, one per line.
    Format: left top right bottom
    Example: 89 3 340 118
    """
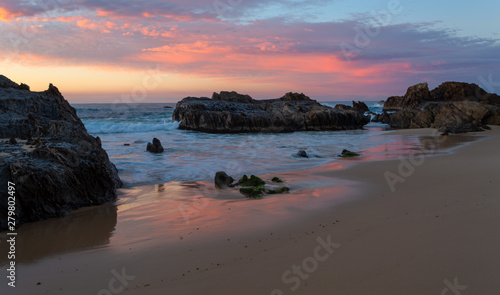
373 82 500 133
2 76 499 230
0 75 121 230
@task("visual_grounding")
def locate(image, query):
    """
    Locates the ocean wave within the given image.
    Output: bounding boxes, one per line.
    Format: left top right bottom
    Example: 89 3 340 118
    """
84 121 180 134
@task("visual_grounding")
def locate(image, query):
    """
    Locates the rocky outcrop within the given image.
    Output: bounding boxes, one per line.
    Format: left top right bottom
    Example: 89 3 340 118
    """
373 82 500 133
383 82 430 111
0 75 121 230
0 75 30 91
333 101 369 114
214 171 234 188
172 91 370 133
147 138 164 153
297 150 309 158
353 101 369 113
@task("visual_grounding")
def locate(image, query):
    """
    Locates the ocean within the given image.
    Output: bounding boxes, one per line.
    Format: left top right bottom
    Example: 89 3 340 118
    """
74 101 389 187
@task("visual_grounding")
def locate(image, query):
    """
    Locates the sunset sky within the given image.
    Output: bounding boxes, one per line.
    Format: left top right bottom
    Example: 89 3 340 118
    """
1 0 499 102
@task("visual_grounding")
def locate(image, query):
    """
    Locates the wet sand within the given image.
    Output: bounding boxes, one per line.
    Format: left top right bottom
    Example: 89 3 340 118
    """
1 127 499 294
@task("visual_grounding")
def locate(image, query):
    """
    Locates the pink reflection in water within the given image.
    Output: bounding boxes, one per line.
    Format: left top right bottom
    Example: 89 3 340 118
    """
110 170 354 250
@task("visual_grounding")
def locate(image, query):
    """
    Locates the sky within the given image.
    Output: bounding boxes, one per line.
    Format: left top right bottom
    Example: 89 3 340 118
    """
0 0 499 103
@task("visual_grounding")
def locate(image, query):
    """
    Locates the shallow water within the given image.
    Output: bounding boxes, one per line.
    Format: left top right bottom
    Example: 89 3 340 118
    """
75 101 389 187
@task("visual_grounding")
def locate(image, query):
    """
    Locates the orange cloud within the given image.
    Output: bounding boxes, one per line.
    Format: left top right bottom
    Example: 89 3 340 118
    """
0 7 22 21
75 18 118 33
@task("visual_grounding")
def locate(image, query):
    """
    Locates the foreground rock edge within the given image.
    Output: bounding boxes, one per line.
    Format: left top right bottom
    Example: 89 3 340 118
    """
0 75 122 230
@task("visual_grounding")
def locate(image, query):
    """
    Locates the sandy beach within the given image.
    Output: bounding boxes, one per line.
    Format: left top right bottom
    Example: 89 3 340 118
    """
2 126 499 295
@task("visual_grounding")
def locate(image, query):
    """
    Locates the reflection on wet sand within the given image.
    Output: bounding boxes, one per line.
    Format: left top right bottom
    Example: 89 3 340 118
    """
0 203 117 265
109 177 353 251
351 133 480 162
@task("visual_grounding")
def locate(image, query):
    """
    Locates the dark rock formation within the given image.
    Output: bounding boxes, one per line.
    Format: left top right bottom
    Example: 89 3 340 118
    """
240 186 265 198
146 138 164 153
0 75 121 230
334 101 369 114
271 177 283 183
9 138 17 145
237 175 265 187
353 101 369 113
297 150 309 158
0 75 30 91
383 82 430 111
214 171 234 188
373 82 500 133
339 149 360 157
215 173 289 198
172 91 370 133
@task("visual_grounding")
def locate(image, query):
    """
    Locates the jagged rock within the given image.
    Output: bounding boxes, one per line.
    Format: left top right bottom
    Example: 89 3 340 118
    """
0 76 121 230
353 101 369 113
383 82 430 111
214 171 234 188
373 82 500 133
172 91 370 133
18 83 30 91
9 138 17 145
297 150 309 158
146 138 164 153
212 91 254 103
333 101 369 114
0 75 30 91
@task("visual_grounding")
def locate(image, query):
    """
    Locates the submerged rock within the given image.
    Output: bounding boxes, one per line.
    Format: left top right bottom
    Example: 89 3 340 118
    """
147 138 164 153
340 149 360 157
233 174 289 198
0 75 121 230
271 177 283 183
214 171 234 188
297 150 309 158
240 186 266 198
238 175 265 187
373 82 500 133
9 138 17 145
172 91 370 133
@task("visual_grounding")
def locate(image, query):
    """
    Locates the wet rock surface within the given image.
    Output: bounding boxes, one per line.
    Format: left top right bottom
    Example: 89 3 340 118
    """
173 91 370 133
373 82 500 133
0 75 121 230
147 138 164 153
